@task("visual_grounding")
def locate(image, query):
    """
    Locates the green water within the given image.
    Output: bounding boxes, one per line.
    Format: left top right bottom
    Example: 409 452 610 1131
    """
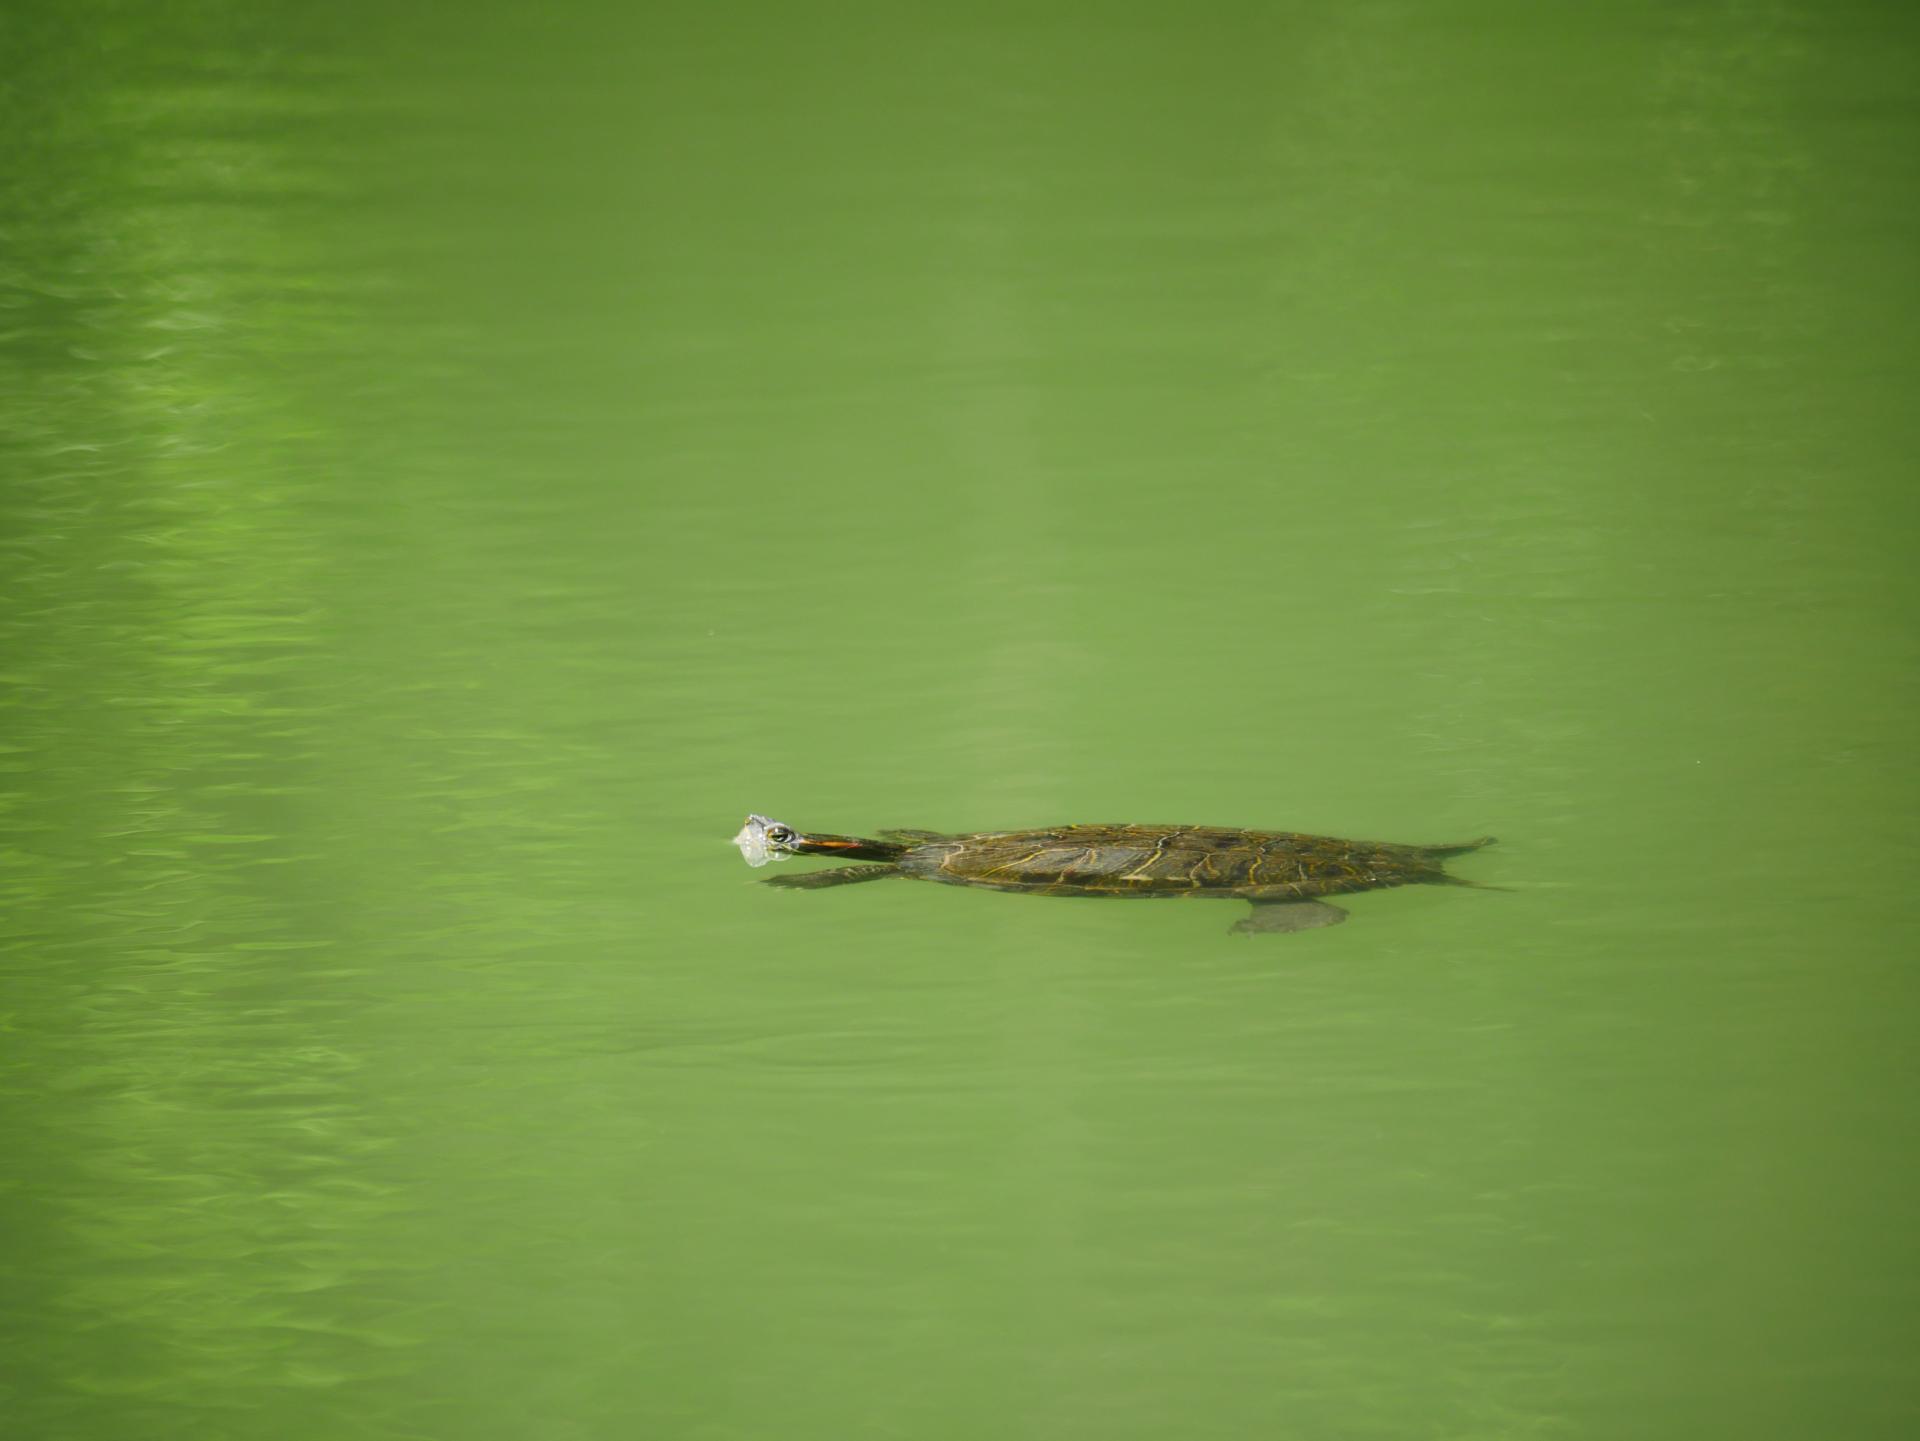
5 2 1917 1437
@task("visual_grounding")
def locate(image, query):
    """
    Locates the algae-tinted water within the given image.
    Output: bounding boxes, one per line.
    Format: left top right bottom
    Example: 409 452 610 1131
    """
4 3 1917 1438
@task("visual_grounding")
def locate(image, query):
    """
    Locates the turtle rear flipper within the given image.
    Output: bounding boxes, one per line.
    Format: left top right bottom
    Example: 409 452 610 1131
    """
1231 900 1348 935
764 865 903 890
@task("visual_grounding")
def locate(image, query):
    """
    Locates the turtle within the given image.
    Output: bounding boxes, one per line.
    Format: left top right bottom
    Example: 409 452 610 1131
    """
731 815 1495 934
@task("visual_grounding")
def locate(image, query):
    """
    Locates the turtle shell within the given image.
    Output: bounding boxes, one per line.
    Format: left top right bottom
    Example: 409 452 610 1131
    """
895 823 1461 901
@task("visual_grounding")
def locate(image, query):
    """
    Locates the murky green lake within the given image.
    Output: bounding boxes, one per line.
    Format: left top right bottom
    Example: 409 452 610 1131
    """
5 3 1917 1437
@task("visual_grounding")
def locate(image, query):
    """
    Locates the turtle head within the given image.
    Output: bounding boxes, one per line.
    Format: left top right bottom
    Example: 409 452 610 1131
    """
733 814 799 868
732 815 900 867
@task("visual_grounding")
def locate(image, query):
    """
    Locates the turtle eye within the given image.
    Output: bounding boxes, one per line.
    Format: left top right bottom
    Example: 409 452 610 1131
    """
767 826 794 844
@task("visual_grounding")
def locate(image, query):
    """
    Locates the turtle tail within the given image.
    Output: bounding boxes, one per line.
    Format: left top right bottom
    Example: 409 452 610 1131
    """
1426 836 1505 889
1422 835 1497 859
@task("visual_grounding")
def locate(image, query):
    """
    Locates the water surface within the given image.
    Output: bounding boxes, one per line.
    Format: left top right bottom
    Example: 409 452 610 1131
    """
4 3 1917 1438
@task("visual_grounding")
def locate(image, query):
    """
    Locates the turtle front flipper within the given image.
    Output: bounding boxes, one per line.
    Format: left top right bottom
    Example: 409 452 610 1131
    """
1231 900 1348 935
764 865 903 890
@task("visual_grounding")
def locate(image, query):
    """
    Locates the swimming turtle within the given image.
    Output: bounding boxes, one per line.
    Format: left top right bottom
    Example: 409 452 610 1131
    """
731 815 1494 934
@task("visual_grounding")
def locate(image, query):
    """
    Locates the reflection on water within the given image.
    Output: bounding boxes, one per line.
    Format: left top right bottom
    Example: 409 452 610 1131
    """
5 2 1918 1438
